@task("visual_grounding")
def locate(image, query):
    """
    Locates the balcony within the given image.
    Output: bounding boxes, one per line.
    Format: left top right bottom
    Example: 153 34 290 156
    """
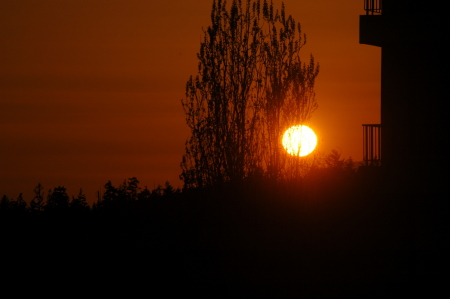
360 0 383 46
364 0 382 15
362 124 381 166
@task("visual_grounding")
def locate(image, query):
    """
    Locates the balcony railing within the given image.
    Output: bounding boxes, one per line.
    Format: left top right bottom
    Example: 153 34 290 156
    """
362 124 381 166
365 0 382 15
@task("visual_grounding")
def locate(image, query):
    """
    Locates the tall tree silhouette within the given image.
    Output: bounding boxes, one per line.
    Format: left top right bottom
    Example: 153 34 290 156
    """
260 1 319 181
181 0 318 188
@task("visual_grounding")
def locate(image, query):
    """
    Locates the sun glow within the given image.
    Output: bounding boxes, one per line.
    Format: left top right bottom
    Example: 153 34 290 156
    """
282 125 317 157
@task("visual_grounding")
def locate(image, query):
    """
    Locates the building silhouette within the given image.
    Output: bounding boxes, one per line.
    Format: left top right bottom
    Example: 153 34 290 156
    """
359 0 448 192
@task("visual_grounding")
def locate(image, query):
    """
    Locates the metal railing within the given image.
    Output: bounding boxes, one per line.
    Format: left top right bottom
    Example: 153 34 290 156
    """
365 0 382 15
362 124 381 166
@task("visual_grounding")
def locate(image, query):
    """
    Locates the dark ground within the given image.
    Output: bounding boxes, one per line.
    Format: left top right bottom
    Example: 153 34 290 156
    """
2 173 447 297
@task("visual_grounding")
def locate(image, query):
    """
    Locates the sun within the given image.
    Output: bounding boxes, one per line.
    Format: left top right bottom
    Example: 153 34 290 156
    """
282 125 317 157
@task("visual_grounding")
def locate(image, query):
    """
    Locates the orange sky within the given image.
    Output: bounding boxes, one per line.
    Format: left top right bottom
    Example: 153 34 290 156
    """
0 0 380 202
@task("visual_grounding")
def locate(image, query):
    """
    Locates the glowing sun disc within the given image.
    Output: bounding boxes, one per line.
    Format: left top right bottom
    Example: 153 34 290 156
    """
282 125 317 157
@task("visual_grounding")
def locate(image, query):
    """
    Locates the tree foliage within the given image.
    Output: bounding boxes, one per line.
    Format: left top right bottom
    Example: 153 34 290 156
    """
181 0 319 188
30 183 45 213
45 186 70 212
71 188 89 212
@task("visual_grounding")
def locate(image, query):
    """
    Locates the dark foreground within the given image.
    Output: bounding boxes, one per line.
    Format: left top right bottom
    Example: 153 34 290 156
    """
2 175 447 297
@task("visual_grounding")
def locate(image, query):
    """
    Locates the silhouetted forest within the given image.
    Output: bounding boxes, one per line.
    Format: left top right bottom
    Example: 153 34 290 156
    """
1 151 445 296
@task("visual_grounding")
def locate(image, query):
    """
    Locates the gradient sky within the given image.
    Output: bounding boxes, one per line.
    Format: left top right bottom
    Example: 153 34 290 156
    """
0 0 380 202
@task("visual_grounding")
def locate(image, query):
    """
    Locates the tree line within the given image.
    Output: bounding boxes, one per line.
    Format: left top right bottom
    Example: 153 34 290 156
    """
0 177 182 215
1 150 357 216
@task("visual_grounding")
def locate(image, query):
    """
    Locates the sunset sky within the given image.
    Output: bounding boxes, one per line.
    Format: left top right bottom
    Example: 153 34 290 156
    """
1 0 380 202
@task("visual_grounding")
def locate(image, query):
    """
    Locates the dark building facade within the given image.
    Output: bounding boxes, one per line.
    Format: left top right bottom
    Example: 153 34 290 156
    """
360 0 448 192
